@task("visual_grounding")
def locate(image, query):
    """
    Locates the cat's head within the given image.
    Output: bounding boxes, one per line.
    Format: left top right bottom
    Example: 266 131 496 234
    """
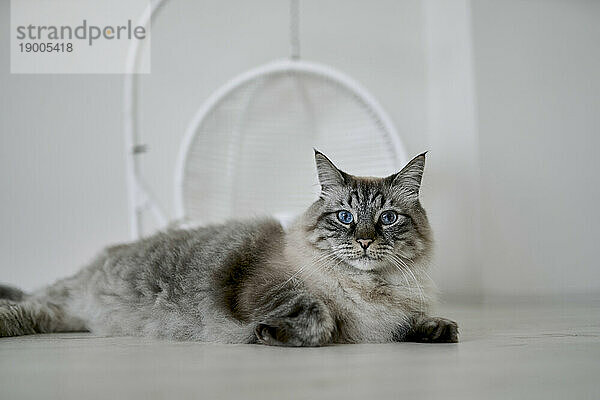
305 150 433 272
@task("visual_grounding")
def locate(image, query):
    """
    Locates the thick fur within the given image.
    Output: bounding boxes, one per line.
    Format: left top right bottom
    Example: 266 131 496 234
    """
0 284 26 301
0 152 458 345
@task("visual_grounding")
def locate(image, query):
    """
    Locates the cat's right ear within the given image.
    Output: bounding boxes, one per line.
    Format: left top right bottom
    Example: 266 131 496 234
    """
389 152 427 198
314 149 346 193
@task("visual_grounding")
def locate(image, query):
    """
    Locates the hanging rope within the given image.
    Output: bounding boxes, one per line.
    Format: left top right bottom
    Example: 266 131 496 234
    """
289 0 300 59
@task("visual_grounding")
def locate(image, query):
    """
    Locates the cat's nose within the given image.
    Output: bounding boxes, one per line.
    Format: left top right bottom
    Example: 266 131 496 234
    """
356 238 374 249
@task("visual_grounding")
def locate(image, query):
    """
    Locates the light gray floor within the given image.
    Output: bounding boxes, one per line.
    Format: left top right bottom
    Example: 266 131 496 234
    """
1 299 599 400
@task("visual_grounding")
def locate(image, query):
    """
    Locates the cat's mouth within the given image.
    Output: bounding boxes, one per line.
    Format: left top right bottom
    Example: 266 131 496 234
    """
345 252 376 260
345 254 380 271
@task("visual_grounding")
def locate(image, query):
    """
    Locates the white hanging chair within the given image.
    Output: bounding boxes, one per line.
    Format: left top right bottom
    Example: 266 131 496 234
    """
124 0 408 238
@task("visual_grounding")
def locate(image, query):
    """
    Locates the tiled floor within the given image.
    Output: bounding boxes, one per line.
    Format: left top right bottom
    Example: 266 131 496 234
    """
1 298 599 399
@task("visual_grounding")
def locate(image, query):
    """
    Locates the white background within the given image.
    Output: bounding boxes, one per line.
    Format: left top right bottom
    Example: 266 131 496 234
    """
1 0 599 300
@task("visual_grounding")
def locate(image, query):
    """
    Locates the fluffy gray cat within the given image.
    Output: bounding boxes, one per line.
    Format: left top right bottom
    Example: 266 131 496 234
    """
0 151 458 346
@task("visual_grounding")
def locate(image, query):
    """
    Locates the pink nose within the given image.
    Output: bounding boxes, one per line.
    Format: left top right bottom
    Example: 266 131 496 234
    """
356 239 374 249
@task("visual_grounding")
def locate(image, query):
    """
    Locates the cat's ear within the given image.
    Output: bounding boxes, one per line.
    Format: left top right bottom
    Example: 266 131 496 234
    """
389 152 427 197
314 149 346 192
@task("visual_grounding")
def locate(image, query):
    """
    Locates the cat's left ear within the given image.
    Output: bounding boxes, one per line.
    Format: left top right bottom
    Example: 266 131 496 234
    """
389 152 427 197
314 149 346 193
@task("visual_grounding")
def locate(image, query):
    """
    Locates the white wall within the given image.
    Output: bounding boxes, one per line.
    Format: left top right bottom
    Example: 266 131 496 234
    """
422 0 482 299
473 0 600 296
1 0 598 299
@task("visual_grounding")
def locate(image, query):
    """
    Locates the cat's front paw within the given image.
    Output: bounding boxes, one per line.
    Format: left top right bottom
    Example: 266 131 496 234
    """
407 316 459 343
255 298 333 347
255 319 304 347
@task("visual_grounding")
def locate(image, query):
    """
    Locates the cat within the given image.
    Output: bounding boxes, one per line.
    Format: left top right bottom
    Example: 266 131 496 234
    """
0 150 458 346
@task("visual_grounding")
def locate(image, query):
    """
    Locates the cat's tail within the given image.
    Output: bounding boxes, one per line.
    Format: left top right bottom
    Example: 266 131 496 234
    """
0 282 86 338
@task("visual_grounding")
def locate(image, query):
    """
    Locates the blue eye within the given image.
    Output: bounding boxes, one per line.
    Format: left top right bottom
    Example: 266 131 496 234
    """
380 210 398 225
337 210 354 224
